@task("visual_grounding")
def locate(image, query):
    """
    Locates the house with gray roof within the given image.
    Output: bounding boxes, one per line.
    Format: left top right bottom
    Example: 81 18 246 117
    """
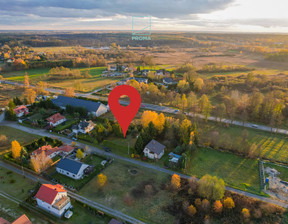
52 96 108 117
143 140 165 160
56 158 90 180
163 77 177 85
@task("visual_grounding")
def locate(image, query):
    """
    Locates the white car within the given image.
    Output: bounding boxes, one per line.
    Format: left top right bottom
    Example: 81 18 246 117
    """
64 210 73 219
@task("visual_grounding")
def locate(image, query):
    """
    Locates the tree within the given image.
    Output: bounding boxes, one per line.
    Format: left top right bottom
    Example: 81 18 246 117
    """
180 119 192 145
24 72 29 87
76 149 84 159
198 174 225 200
11 140 21 159
187 92 198 115
171 174 181 190
134 134 144 154
213 200 223 213
154 113 165 134
223 197 235 209
215 103 226 123
194 78 204 92
23 88 36 104
201 199 210 211
141 111 158 128
97 173 107 187
177 80 190 93
64 87 75 97
30 151 53 173
198 94 212 121
187 205 197 217
181 94 188 112
36 81 48 95
242 208 250 219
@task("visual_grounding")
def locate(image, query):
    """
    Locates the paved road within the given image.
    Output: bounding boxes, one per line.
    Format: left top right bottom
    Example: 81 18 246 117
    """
2 80 287 135
2 121 288 209
0 161 145 224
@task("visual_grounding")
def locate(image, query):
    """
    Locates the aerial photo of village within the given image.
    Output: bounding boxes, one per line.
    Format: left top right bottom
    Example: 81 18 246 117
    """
1 0 288 223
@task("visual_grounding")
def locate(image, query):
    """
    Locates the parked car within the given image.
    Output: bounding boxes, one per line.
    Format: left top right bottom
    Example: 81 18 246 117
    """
64 210 73 219
251 125 258 128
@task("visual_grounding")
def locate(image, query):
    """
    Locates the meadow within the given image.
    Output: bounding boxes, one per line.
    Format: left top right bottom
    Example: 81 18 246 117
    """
79 160 175 224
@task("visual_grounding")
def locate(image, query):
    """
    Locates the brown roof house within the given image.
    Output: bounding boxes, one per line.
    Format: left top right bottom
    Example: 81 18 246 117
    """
143 140 165 160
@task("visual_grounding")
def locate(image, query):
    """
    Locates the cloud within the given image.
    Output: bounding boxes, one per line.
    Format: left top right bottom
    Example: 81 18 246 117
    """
0 0 234 18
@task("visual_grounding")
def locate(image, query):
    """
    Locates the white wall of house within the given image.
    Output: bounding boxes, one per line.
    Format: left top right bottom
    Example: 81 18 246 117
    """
16 111 24 117
56 164 89 180
72 124 94 134
36 192 71 217
143 148 164 160
49 118 66 127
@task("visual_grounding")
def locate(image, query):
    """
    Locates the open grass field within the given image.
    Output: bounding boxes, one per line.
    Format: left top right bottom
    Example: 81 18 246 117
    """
186 147 261 194
33 46 81 54
203 122 288 164
0 126 40 151
0 167 35 200
79 161 175 224
0 85 25 108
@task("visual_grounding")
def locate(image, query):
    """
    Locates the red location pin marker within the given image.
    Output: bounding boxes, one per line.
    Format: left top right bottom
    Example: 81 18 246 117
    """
108 85 141 138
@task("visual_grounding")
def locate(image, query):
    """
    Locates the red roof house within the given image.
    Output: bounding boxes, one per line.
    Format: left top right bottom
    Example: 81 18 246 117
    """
31 144 75 159
12 214 32 224
35 184 71 217
13 105 29 117
0 217 10 224
46 113 66 127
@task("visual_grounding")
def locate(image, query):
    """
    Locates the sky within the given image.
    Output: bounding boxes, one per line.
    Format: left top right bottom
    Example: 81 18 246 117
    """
0 0 287 33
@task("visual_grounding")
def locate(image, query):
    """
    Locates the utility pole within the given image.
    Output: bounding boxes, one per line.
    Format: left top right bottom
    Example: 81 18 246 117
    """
128 141 130 155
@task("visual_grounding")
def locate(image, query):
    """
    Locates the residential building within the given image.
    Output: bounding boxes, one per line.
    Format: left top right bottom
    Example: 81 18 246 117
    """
0 214 32 224
56 158 90 180
46 113 66 127
31 144 75 159
163 77 177 85
155 70 163 76
13 105 29 117
143 140 165 160
169 152 181 163
35 184 72 217
72 120 95 134
52 96 108 117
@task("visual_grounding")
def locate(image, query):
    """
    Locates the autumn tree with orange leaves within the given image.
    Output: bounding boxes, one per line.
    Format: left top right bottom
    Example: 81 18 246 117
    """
64 87 75 97
171 174 181 190
97 173 107 187
30 151 53 173
11 140 21 159
141 110 165 134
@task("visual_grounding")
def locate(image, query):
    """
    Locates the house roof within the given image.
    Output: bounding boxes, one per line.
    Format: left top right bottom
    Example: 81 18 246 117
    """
0 217 10 224
57 158 87 175
72 120 94 130
163 77 174 83
32 145 59 156
46 113 65 125
13 105 28 115
169 152 181 159
35 184 66 205
108 219 123 224
145 140 166 155
52 96 103 113
12 214 32 224
58 145 75 153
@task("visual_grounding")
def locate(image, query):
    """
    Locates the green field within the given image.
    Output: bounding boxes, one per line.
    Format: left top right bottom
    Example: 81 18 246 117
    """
79 161 175 224
263 162 288 182
0 126 40 151
186 147 261 194
202 122 288 164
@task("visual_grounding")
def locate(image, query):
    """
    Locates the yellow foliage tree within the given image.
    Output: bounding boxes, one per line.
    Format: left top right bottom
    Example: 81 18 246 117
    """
76 149 84 159
23 88 36 104
64 87 75 97
141 111 165 133
187 205 197 217
97 173 107 187
11 140 21 159
171 174 181 190
223 197 235 209
213 200 223 213
30 151 53 173
24 72 29 87
242 208 250 219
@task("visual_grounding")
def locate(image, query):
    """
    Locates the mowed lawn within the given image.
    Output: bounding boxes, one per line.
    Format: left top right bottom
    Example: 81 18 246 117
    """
186 148 261 194
79 161 175 224
0 126 40 152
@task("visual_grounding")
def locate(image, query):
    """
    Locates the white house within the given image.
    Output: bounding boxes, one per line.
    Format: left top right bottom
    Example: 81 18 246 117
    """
72 120 95 134
35 184 72 218
51 96 108 117
143 140 165 160
13 105 29 117
46 113 66 127
56 158 90 180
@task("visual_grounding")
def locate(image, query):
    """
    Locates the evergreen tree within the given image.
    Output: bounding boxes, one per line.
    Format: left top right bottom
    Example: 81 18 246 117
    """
134 134 144 154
